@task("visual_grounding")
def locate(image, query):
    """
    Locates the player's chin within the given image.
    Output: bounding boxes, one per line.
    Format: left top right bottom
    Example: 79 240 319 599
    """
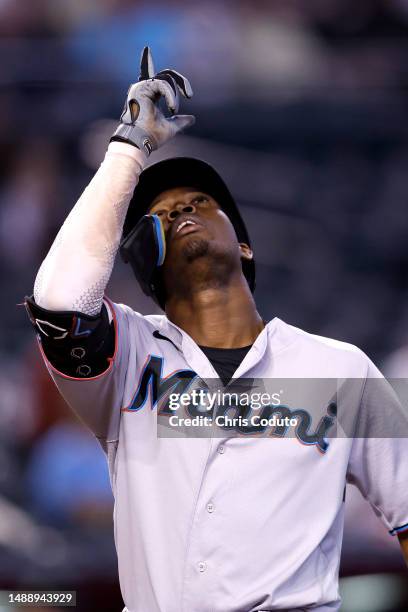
180 237 210 263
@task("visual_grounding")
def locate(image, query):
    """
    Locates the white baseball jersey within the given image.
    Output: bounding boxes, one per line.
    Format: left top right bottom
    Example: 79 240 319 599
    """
38 298 408 612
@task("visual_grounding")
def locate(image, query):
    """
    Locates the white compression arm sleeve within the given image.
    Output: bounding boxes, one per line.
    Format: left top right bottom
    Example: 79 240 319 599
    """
34 141 147 315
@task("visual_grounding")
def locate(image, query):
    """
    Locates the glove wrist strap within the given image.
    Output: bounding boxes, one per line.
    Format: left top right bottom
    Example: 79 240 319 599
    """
110 124 156 156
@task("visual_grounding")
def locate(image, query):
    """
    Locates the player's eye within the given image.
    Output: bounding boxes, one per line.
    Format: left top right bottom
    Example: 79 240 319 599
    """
190 195 209 206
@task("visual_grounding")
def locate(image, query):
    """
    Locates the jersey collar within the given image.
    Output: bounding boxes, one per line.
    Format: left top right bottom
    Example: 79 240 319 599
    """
152 316 287 379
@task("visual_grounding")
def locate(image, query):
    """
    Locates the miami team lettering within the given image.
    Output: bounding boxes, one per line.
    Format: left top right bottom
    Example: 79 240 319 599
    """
123 355 337 453
123 354 196 412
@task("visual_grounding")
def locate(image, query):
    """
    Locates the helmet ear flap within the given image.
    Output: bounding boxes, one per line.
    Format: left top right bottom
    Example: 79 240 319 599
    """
120 214 167 308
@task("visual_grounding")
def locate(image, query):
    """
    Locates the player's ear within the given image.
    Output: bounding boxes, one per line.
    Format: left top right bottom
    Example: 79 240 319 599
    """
239 242 253 261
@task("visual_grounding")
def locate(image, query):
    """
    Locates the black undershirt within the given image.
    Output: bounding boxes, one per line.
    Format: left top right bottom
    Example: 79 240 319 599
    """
198 345 253 386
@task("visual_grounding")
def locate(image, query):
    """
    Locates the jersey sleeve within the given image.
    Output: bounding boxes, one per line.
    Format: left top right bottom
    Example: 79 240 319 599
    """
346 358 408 536
36 298 130 450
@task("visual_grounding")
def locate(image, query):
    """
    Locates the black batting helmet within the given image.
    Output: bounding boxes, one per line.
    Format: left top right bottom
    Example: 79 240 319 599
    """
122 156 256 307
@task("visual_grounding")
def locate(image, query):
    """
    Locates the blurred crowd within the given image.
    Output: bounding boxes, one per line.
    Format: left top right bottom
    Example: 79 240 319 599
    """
1 0 408 610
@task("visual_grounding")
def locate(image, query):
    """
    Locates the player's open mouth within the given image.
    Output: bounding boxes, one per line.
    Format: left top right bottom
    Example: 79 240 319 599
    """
177 220 196 233
172 218 202 239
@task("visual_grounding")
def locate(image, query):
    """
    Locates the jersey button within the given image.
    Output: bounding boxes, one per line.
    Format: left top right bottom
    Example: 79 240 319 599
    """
198 561 207 572
217 445 225 454
206 502 214 513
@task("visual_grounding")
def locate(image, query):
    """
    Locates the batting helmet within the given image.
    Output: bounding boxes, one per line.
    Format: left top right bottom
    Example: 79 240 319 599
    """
120 157 256 308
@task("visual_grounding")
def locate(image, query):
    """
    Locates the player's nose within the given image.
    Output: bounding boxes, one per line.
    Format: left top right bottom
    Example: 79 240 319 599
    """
167 202 196 222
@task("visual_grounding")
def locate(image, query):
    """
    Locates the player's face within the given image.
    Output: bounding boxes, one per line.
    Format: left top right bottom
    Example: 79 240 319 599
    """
149 187 220 232
148 187 240 260
148 186 252 294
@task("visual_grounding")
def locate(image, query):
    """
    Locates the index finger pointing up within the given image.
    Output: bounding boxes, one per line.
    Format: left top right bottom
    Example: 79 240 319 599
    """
139 46 156 81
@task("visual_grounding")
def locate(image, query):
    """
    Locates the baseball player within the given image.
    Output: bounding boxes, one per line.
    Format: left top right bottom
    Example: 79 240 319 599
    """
25 47 408 612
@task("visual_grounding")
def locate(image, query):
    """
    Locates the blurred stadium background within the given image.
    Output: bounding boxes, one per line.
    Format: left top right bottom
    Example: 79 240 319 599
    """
1 0 408 610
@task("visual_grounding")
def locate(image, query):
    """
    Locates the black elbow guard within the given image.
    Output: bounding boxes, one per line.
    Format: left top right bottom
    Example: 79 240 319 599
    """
24 296 115 378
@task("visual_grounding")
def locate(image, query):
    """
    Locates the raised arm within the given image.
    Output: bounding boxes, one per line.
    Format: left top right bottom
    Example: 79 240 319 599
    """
34 46 194 316
25 47 194 378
